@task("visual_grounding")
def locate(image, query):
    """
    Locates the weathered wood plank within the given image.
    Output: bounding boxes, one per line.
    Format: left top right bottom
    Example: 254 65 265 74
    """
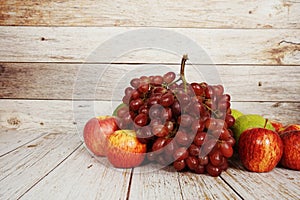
221 158 300 199
0 27 300 64
178 171 241 199
0 99 77 156
1 63 299 102
20 145 131 200
0 0 299 28
130 165 241 199
0 99 113 156
230 101 300 124
0 128 81 199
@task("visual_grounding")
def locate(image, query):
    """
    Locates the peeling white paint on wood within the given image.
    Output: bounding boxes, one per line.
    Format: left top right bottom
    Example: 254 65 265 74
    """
0 63 299 102
0 0 299 28
0 27 299 64
0 0 299 199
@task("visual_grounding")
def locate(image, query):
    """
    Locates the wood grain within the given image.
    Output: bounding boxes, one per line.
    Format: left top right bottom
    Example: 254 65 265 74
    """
130 165 241 199
1 63 299 102
0 99 113 156
20 145 132 200
0 0 299 28
0 128 82 199
220 158 300 199
177 171 241 199
0 27 300 64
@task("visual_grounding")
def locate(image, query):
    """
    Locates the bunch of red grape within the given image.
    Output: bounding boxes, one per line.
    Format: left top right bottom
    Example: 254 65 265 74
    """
115 55 236 176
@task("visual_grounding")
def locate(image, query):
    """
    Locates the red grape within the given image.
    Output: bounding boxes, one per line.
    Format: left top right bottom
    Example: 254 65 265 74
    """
173 159 186 171
198 156 209 166
152 124 169 137
152 137 168 153
177 114 193 128
163 72 176 84
186 156 199 171
153 75 164 85
194 164 205 174
160 92 175 107
193 132 206 146
134 113 148 128
191 82 204 96
209 150 223 167
175 129 191 147
206 163 222 177
130 78 140 88
188 144 200 157
173 147 189 161
117 56 236 176
219 141 234 158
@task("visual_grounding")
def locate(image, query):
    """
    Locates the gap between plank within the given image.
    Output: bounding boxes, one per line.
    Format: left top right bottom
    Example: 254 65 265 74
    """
125 168 134 200
0 132 49 158
219 175 245 200
16 143 83 200
177 173 185 200
1 25 299 30
1 61 300 66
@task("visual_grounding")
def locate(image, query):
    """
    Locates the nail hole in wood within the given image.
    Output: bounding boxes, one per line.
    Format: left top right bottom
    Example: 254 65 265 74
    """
272 102 281 107
258 81 262 86
41 37 45 41
0 64 4 74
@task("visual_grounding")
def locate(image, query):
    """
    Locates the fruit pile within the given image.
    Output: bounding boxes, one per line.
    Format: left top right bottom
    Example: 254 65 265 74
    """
231 112 300 172
84 55 236 177
83 55 300 177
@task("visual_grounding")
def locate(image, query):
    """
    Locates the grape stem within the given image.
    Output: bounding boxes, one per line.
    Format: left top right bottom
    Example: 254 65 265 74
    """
169 54 189 92
180 54 189 92
202 103 220 118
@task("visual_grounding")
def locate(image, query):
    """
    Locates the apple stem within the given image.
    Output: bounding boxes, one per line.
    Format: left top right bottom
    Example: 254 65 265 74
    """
264 118 268 129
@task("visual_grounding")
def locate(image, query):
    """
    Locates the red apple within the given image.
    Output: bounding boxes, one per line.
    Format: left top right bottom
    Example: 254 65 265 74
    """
278 124 300 135
107 130 147 168
238 128 283 172
280 130 300 171
83 116 119 157
270 120 284 133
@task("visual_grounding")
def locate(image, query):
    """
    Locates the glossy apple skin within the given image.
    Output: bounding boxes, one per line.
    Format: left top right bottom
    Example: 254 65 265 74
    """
270 121 284 133
83 116 119 157
107 130 147 168
279 124 300 135
280 130 300 171
238 128 283 172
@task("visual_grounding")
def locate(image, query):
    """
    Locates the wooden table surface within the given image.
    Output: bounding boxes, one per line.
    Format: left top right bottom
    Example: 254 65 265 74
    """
0 1 300 199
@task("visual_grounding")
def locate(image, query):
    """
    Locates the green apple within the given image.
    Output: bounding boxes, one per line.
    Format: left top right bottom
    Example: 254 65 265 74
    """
232 114 275 143
112 103 126 116
231 109 244 120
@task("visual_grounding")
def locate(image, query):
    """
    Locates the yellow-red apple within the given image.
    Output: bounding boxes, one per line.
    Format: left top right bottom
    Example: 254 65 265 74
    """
279 124 300 135
83 116 119 156
107 130 146 168
270 120 284 133
280 130 300 171
238 128 283 172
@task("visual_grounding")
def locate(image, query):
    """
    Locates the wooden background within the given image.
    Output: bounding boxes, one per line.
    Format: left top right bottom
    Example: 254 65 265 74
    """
0 0 299 199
